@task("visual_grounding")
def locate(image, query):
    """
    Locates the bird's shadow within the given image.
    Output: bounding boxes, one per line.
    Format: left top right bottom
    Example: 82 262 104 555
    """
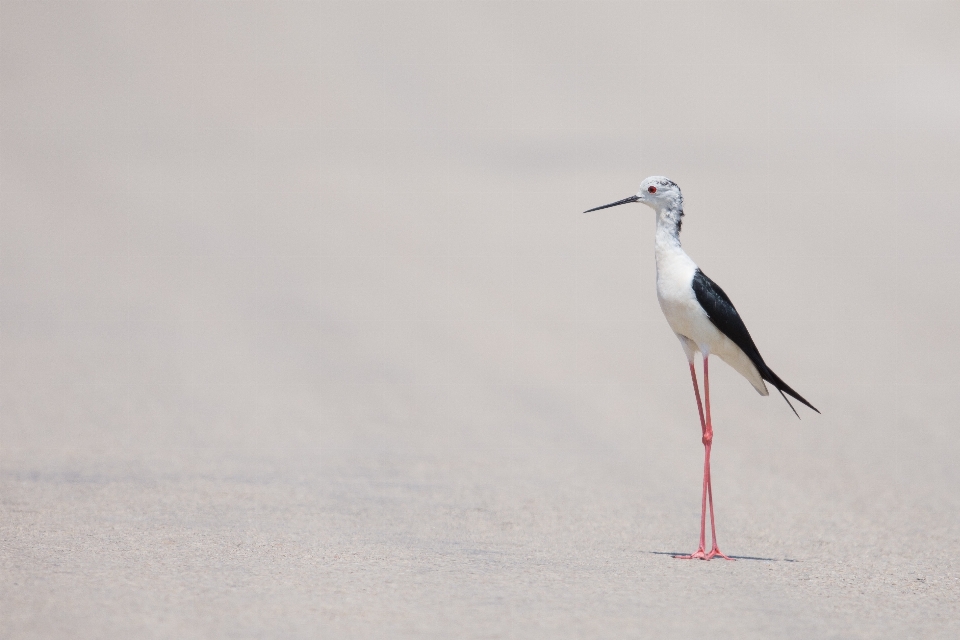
646 551 799 562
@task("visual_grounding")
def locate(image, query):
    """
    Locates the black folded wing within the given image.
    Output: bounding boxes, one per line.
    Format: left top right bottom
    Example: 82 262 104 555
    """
691 269 819 415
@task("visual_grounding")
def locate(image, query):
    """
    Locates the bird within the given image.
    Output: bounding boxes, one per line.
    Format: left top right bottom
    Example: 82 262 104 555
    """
585 176 819 560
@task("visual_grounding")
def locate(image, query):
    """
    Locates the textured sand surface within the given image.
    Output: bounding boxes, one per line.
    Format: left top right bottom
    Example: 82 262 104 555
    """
3 2 960 638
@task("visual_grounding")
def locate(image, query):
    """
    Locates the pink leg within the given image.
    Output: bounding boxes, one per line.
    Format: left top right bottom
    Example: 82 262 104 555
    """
702 356 733 561
674 360 709 560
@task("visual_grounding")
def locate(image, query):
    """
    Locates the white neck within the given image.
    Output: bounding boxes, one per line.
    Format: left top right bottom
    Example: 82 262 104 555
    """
654 204 683 250
653 203 691 277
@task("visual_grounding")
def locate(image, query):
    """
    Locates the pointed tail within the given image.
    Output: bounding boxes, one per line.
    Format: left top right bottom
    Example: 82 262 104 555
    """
761 366 819 418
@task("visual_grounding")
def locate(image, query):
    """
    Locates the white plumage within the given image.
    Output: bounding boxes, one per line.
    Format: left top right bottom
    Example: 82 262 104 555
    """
652 210 769 397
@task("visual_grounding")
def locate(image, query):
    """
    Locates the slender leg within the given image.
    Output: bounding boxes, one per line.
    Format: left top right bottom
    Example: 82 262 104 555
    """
702 356 733 561
674 360 709 560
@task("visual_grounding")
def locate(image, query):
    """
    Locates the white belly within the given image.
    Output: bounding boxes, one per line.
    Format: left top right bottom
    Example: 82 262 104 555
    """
656 264 720 349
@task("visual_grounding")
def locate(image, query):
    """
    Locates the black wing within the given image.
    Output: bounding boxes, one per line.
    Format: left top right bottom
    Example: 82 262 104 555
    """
691 269 819 416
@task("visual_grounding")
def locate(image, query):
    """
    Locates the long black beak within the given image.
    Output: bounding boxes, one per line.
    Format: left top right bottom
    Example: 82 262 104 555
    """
583 195 639 213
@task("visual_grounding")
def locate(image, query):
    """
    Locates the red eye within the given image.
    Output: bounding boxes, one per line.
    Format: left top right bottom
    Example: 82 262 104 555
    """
648 186 657 193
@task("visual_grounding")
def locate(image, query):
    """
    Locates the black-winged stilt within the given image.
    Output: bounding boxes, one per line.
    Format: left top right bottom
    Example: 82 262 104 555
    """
585 176 819 560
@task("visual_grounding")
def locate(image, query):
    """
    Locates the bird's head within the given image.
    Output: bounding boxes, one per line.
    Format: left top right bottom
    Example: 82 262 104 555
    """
584 176 683 214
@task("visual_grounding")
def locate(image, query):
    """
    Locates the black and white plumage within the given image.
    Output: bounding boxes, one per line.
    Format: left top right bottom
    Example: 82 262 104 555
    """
585 176 818 560
691 268 818 417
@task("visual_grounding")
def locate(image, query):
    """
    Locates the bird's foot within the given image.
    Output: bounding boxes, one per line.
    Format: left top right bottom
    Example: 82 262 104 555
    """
673 547 734 561
704 547 734 561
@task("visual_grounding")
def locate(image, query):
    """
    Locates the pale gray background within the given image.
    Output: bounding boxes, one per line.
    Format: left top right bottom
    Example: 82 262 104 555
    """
2 1 959 638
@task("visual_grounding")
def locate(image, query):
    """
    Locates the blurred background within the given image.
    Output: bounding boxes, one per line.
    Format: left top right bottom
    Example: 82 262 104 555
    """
2 2 959 638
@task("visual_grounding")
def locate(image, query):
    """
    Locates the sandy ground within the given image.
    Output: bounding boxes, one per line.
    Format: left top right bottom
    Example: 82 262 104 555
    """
2 2 960 638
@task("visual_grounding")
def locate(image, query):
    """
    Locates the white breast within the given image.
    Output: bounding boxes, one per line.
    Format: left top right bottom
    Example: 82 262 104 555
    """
654 244 710 342
654 239 768 395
